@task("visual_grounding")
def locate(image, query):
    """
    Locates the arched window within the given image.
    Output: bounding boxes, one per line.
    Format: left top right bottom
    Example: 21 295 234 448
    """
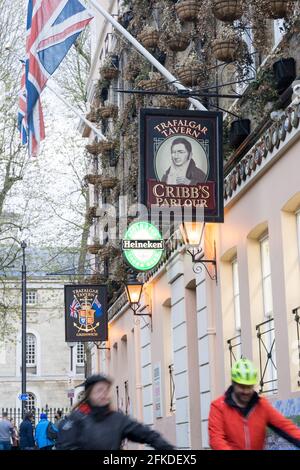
26 333 36 366
27 392 36 411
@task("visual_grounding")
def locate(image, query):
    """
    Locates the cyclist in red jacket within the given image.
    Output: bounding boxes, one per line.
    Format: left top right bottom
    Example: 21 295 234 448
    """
208 358 300 450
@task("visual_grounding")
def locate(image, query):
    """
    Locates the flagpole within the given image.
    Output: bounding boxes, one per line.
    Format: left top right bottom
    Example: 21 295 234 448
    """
46 81 107 141
87 0 207 112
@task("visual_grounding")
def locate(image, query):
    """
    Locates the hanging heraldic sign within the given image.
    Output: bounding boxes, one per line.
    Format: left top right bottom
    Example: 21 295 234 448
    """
139 108 223 222
64 285 108 342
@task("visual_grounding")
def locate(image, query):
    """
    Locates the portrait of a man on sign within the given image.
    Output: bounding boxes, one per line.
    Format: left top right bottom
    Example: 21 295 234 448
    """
155 136 208 185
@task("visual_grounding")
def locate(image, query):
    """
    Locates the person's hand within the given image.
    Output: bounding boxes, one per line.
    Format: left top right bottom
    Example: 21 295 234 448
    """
176 177 190 185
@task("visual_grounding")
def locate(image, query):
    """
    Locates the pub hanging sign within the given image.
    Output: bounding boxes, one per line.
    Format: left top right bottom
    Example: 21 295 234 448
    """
139 108 224 222
64 284 108 342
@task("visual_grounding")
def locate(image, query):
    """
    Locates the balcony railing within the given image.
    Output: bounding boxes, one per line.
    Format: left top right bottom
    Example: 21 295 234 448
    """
227 334 242 368
124 380 130 415
169 364 175 413
256 318 278 394
292 307 300 387
116 385 120 411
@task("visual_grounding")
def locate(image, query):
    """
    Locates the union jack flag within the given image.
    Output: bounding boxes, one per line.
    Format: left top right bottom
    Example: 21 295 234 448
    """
70 297 80 318
18 0 93 156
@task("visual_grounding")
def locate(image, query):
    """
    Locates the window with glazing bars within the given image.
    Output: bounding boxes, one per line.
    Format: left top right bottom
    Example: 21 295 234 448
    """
26 291 37 305
27 392 36 411
260 236 273 318
26 334 36 366
76 343 84 365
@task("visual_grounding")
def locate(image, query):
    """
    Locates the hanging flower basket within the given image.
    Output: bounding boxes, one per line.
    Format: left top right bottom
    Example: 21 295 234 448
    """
87 243 104 255
97 140 116 154
212 0 243 22
86 109 99 123
85 142 102 155
212 38 243 63
84 174 102 185
99 105 118 119
100 66 119 80
265 0 290 19
138 28 160 49
175 0 201 22
166 33 190 52
100 176 118 189
99 244 120 260
176 64 202 86
137 78 163 90
124 63 141 81
162 95 190 109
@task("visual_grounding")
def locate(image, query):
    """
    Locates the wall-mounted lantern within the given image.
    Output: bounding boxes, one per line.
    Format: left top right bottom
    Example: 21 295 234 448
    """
179 222 217 282
125 273 152 327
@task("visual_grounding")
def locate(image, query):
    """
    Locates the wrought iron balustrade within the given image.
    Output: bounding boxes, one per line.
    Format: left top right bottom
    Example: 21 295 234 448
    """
292 307 300 387
168 364 175 413
124 380 130 415
227 334 242 368
256 318 278 394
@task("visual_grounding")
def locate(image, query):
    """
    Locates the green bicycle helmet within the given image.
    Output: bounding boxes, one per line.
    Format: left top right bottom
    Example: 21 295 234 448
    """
231 358 258 385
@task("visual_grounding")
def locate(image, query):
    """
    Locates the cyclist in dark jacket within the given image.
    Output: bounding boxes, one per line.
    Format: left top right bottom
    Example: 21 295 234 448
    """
56 374 174 450
19 412 35 450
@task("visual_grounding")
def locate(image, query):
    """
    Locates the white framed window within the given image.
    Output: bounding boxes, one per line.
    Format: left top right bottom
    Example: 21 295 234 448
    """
27 392 36 411
235 24 256 94
232 258 241 331
260 236 273 317
26 291 37 305
296 210 300 258
76 343 85 365
259 235 277 393
104 34 109 56
109 77 119 106
273 19 285 48
26 333 36 366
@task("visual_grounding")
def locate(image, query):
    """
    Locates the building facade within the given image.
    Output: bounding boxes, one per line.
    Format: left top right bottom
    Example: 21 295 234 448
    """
83 0 300 449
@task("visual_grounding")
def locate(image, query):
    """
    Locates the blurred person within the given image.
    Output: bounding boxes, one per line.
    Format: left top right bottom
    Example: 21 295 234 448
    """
54 410 64 428
56 374 174 450
19 412 35 450
0 411 13 450
35 413 55 450
208 358 300 450
10 419 19 450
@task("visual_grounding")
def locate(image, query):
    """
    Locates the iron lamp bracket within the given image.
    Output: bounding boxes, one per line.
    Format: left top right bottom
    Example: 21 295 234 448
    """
93 342 110 350
130 304 152 331
188 242 217 283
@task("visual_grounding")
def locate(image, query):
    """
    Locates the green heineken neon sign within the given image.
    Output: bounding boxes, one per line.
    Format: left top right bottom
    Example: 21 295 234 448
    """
122 221 164 271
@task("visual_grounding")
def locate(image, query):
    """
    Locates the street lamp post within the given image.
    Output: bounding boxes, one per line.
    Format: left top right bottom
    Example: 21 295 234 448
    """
21 241 27 419
67 342 76 407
